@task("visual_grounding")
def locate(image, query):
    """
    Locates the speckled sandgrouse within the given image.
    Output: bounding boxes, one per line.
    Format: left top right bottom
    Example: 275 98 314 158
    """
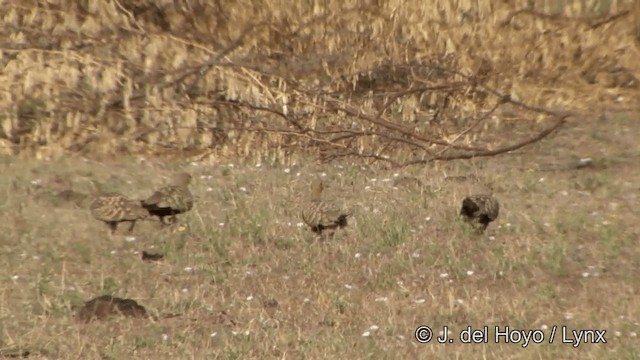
301 179 351 236
75 295 148 323
90 193 150 235
460 194 500 233
141 172 194 225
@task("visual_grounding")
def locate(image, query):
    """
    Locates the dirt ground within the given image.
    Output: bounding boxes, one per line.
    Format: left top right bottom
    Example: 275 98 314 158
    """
0 113 638 359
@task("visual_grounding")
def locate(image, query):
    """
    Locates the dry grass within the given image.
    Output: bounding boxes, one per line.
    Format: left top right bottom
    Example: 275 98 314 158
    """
0 114 638 359
1 0 639 162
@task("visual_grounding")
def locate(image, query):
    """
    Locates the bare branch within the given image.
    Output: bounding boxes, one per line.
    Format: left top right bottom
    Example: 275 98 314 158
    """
400 113 572 167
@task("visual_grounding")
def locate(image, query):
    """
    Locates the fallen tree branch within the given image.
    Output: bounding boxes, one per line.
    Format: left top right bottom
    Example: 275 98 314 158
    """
323 98 487 152
400 112 572 167
435 101 501 156
501 7 631 29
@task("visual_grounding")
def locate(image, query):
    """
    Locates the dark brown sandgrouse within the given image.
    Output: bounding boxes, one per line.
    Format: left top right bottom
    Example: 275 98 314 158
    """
301 179 351 236
141 172 194 225
90 193 150 235
460 194 500 233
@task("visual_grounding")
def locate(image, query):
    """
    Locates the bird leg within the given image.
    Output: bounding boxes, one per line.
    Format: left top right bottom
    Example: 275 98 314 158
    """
107 222 118 235
315 229 337 242
316 232 330 242
127 220 137 233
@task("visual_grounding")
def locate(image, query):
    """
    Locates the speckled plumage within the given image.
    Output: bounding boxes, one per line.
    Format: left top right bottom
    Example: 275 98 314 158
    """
90 192 150 234
301 180 351 235
141 173 194 225
460 194 500 233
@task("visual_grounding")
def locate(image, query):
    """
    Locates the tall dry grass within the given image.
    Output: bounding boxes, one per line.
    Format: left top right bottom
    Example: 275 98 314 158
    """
0 0 638 163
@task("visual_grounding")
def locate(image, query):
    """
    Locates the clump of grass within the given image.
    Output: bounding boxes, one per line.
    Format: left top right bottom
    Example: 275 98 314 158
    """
365 258 411 291
539 239 570 278
204 228 232 261
100 277 120 294
598 222 632 260
357 213 410 254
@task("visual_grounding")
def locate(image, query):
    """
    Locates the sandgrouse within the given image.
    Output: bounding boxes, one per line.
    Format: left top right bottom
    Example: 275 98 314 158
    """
301 179 351 236
459 194 500 233
90 193 150 235
141 172 194 225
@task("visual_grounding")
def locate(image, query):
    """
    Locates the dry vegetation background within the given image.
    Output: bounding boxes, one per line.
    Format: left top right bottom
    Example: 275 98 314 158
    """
1 0 639 163
1 0 640 359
